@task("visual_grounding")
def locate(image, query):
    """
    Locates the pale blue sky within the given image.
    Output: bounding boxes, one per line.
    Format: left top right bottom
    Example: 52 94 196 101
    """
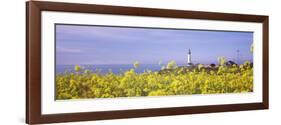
56 24 253 65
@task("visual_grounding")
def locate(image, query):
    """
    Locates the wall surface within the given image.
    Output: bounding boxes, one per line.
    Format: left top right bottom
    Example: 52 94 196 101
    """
0 0 279 124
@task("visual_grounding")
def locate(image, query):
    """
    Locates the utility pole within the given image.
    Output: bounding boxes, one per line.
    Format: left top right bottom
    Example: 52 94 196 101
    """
236 49 240 64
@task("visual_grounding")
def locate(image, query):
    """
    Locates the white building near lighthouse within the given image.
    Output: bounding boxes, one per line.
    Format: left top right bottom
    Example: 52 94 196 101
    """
187 49 192 66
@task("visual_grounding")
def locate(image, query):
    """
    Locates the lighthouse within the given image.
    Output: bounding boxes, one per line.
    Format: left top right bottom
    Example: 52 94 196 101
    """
187 49 192 66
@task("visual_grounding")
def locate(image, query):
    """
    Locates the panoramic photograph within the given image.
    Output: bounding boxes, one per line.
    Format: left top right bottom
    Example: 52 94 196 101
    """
55 24 254 100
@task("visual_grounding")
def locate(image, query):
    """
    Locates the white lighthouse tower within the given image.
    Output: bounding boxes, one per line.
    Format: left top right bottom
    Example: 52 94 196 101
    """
187 49 192 66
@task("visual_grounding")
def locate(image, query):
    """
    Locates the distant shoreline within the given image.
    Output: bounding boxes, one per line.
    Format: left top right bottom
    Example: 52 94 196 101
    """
56 61 253 75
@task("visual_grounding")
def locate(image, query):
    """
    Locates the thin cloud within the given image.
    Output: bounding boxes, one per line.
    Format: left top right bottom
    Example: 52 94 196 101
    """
57 46 82 53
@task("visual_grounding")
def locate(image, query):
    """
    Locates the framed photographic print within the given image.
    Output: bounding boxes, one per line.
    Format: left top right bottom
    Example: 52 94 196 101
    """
26 1 269 124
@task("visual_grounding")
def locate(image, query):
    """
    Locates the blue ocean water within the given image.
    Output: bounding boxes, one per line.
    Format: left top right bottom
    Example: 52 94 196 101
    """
56 64 185 74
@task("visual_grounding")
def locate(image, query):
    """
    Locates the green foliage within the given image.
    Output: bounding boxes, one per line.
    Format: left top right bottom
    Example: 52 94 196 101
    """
197 64 204 70
74 65 81 72
218 56 227 66
133 61 140 68
250 43 254 54
56 61 253 100
166 60 177 69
